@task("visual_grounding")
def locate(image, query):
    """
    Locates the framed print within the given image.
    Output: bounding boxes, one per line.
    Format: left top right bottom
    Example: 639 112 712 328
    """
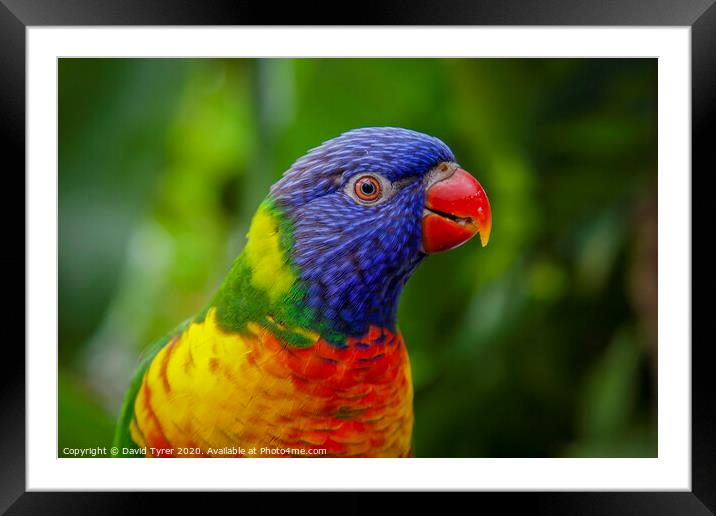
4 0 712 512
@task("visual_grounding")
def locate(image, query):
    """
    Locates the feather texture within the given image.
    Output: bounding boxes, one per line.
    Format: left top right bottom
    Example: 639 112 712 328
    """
115 127 462 457
130 308 413 457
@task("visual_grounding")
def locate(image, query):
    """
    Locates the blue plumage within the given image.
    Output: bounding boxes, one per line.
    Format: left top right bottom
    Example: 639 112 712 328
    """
270 127 456 340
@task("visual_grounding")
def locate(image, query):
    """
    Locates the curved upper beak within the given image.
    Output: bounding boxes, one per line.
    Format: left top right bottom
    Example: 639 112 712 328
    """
422 168 492 254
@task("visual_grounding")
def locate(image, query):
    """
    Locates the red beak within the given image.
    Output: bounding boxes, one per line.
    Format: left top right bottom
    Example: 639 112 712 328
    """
422 168 492 254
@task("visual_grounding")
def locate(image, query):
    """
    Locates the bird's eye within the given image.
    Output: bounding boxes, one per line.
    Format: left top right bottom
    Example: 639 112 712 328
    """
354 176 382 202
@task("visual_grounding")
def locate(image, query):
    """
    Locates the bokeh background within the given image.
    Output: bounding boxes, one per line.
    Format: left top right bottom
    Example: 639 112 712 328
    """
59 58 657 458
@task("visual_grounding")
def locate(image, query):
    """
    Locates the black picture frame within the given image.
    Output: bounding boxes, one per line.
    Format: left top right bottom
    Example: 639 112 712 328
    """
3 1 711 513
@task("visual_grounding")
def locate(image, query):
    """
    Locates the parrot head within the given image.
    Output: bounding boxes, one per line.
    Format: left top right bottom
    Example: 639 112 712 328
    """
263 127 491 340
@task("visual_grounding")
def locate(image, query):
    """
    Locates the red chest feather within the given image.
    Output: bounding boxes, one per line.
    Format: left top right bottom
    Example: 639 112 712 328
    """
132 310 414 457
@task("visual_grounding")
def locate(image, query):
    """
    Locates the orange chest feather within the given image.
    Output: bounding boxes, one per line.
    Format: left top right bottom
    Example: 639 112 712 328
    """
131 309 414 457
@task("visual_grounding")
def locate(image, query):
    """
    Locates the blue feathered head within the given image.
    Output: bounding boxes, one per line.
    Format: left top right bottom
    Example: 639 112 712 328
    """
269 127 491 338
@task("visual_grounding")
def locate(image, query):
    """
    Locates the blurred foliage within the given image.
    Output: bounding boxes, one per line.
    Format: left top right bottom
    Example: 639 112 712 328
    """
58 58 657 458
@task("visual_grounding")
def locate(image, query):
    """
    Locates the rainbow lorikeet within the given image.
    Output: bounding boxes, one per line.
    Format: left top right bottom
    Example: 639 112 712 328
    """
113 127 491 458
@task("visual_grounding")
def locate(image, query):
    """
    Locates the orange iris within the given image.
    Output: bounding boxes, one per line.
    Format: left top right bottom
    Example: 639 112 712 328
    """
354 176 382 202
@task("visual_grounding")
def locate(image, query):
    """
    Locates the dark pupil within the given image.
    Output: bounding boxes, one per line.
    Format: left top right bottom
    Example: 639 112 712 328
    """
360 181 376 196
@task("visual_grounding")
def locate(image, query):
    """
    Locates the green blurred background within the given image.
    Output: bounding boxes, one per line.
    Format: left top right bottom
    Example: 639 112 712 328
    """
58 58 657 458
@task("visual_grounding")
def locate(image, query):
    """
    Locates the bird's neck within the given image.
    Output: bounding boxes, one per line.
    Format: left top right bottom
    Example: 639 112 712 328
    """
208 199 422 346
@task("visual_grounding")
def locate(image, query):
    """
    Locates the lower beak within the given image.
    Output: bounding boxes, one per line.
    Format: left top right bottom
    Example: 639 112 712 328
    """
422 168 492 254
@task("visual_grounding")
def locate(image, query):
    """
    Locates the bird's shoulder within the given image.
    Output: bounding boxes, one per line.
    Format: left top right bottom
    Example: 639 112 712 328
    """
112 317 192 454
